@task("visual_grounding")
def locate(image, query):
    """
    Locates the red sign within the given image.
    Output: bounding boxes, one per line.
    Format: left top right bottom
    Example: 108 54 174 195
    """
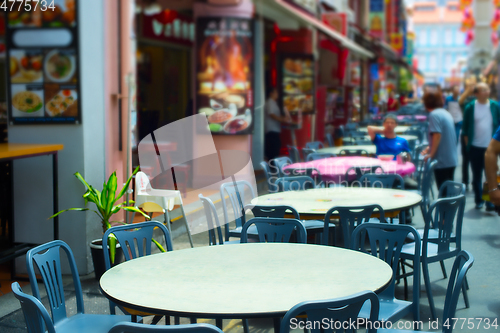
142 10 194 46
322 13 347 36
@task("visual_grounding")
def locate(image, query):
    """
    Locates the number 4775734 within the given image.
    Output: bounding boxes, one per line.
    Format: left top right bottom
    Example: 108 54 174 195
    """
443 318 498 330
0 1 56 12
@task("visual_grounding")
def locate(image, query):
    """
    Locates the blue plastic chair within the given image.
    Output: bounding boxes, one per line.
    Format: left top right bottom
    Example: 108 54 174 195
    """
260 161 276 193
410 159 437 218
306 152 336 161
323 205 385 247
325 132 334 147
271 156 293 177
379 250 474 333
300 147 316 161
11 282 129 333
220 180 256 241
25 241 131 332
280 290 380 333
108 322 225 333
287 145 301 163
246 204 335 245
240 217 307 243
102 221 173 323
351 223 421 323
345 165 384 183
275 176 316 192
305 141 324 150
400 194 466 321
339 148 369 156
283 167 323 186
199 194 251 245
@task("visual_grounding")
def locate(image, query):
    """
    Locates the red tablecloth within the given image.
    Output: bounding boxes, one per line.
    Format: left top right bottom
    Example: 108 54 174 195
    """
284 156 416 183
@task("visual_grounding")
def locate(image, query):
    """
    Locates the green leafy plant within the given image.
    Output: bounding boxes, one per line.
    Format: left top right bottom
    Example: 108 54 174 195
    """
49 166 164 263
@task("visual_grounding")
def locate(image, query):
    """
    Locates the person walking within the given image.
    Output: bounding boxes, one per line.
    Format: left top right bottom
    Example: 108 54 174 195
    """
444 85 464 143
421 89 458 191
264 87 292 162
462 82 500 210
485 126 500 206
458 83 476 191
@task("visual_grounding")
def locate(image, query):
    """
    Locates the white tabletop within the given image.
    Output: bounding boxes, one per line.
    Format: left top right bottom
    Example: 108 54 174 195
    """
357 126 410 134
100 243 392 318
251 188 422 216
317 145 376 155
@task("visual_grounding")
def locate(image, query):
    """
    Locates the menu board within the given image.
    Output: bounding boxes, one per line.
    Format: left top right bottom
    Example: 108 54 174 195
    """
279 54 315 115
6 0 80 124
196 17 254 135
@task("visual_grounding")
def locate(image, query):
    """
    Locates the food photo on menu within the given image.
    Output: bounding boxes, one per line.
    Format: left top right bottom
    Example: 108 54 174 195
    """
10 49 43 83
10 84 44 118
280 55 315 114
44 84 78 118
44 49 76 83
7 0 76 28
196 17 254 135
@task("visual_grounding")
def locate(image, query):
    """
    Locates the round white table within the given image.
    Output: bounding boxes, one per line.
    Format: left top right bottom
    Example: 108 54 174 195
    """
357 126 410 134
100 243 392 320
250 187 422 217
317 145 376 155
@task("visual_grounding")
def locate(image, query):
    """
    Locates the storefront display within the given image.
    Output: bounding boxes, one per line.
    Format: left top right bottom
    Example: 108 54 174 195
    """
195 17 254 135
6 0 80 124
279 54 315 114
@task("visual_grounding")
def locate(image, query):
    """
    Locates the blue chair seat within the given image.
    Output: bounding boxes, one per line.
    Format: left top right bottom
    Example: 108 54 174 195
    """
359 298 413 322
55 313 131 333
302 220 335 230
406 229 456 241
228 224 258 238
401 241 456 258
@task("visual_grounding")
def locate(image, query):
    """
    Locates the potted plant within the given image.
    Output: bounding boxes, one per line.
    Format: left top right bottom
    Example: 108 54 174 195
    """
50 166 165 279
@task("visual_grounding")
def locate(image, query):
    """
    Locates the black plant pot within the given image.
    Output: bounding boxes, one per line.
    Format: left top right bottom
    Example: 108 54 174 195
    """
90 239 124 281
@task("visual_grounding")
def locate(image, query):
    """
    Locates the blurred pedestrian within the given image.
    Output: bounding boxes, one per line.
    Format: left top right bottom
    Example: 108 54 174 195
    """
421 89 458 191
264 87 292 162
458 83 476 190
444 85 464 143
387 91 399 112
462 82 500 210
485 126 500 206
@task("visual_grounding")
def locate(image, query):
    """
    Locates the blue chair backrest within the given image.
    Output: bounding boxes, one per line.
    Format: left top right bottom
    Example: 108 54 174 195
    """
11 282 56 333
108 322 225 333
420 159 438 216
425 195 465 255
339 149 369 156
271 156 293 177
359 173 405 190
351 223 421 303
305 141 324 149
220 180 256 237
345 122 358 131
411 144 427 168
287 145 301 163
439 180 466 198
301 148 316 161
306 153 336 161
102 221 173 270
240 217 307 243
325 133 334 147
246 204 300 219
279 290 380 333
443 251 474 333
275 176 316 192
324 205 385 247
26 240 84 325
345 165 384 183
199 194 225 245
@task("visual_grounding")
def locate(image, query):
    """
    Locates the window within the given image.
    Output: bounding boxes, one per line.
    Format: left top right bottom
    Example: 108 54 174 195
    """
444 54 453 72
455 30 464 45
430 29 438 45
429 54 437 70
418 29 427 46
444 29 452 45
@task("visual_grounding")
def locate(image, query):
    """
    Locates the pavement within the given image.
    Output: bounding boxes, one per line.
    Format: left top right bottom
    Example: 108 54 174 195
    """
1 154 499 333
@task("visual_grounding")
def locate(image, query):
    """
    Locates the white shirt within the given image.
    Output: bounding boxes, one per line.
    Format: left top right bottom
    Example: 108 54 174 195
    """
472 100 493 148
265 98 281 133
447 101 463 123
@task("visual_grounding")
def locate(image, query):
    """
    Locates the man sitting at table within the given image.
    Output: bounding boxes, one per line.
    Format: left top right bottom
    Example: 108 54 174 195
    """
367 114 411 160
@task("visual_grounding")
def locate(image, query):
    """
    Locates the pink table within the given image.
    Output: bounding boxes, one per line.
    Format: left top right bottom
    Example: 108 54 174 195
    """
284 156 416 183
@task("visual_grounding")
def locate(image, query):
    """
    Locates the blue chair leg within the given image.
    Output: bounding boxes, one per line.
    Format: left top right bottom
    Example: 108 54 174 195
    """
465 276 470 290
151 316 162 325
190 318 197 324
273 317 280 333
422 260 437 320
215 319 223 329
243 319 250 333
462 280 470 308
440 260 447 278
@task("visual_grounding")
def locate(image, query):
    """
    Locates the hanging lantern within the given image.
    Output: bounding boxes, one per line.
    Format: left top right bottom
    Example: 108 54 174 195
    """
495 0 500 8
465 30 475 45
491 8 500 30
459 0 473 10
461 7 475 32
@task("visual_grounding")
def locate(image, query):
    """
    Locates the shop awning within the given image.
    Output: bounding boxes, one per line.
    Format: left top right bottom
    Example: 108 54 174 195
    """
266 0 374 59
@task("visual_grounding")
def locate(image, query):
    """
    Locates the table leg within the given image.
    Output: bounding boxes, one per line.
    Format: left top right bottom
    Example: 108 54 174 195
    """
53 152 59 240
215 318 223 329
273 317 281 333
180 204 194 248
